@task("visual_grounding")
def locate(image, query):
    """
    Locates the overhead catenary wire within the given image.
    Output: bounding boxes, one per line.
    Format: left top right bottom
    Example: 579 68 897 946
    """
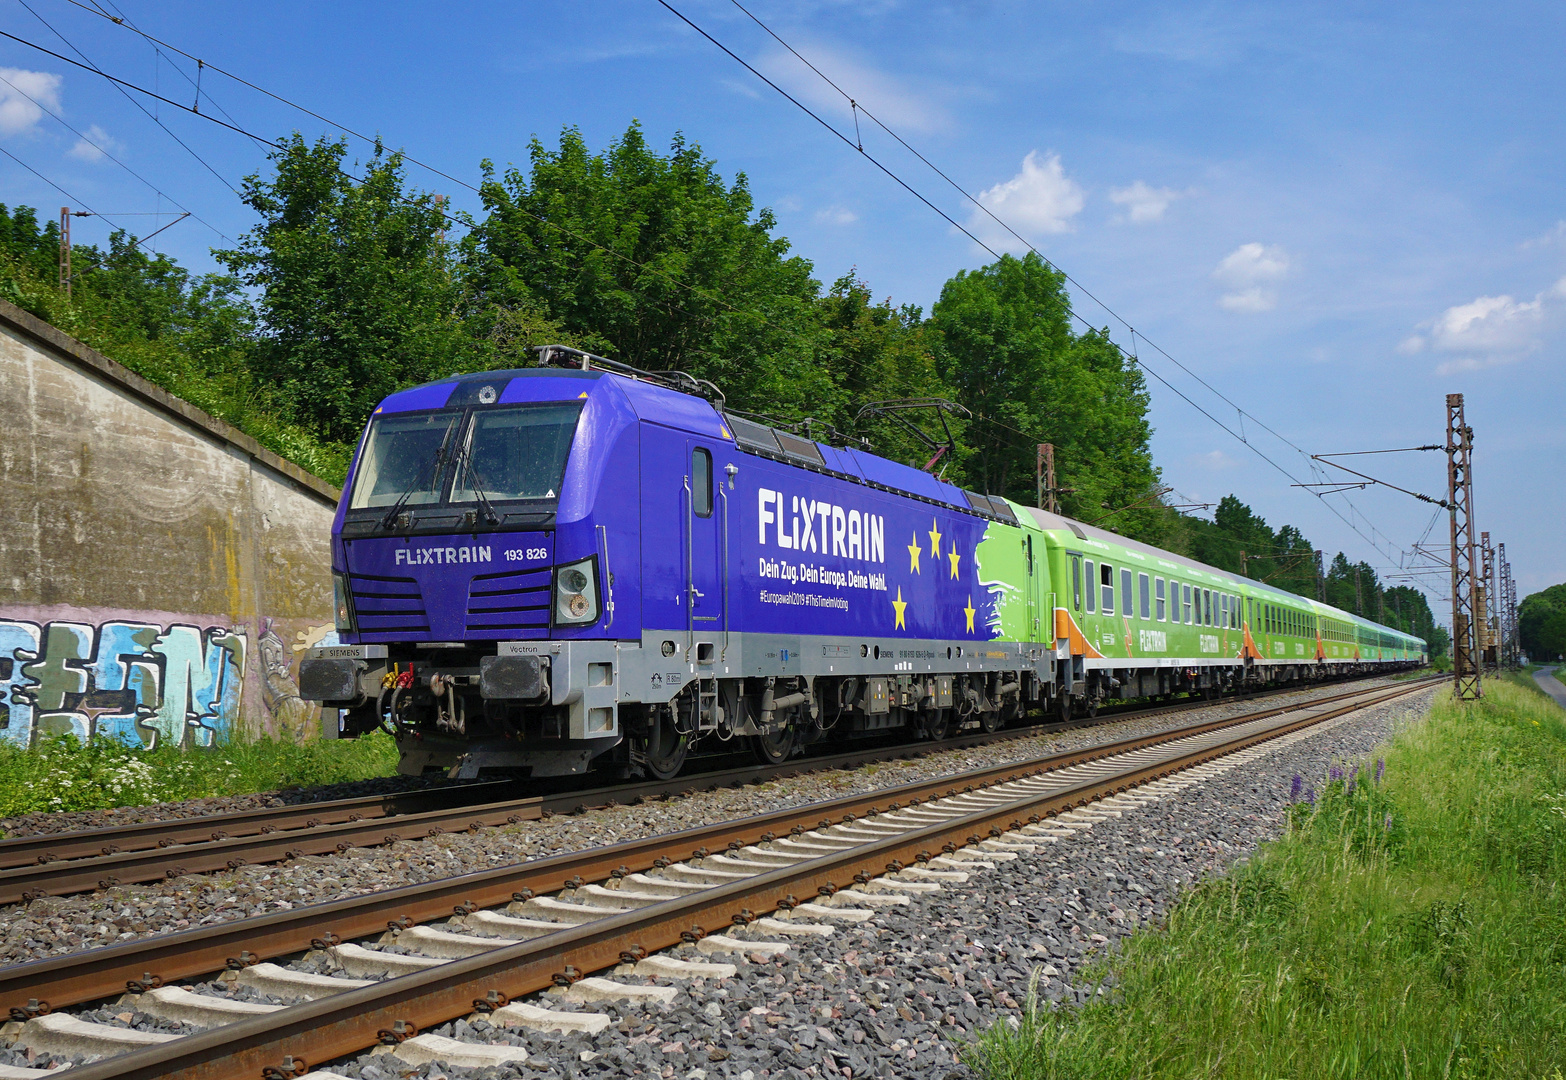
0 63 229 241
14 0 242 221
0 144 105 218
21 5 1434 581
20 10 1065 467
0 25 773 332
662 0 1429 579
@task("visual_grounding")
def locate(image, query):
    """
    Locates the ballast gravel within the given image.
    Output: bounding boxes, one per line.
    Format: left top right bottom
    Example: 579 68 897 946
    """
296 685 1435 1080
0 678 1413 970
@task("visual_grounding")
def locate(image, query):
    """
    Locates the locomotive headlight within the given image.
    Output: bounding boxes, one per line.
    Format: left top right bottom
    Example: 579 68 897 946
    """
554 557 600 626
333 571 356 632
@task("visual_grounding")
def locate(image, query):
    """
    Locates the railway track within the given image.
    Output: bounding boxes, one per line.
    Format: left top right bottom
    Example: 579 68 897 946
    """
0 676 1439 1080
0 673 1417 906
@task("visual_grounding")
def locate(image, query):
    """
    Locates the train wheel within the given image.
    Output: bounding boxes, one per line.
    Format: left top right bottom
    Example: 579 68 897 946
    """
751 718 796 765
923 709 951 741
979 708 1000 734
1086 697 1099 719
1056 692 1072 724
643 707 689 780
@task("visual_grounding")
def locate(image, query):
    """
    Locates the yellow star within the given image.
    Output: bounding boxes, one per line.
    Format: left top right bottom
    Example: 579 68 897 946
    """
892 587 908 630
948 548 962 579
907 534 922 574
928 519 943 559
963 596 976 633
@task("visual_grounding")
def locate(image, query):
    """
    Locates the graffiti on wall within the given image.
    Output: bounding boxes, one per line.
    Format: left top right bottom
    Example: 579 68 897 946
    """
0 620 246 749
0 617 340 749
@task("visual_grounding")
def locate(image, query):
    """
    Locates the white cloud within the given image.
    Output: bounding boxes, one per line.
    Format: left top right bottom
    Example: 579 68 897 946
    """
813 205 858 226
1402 276 1566 373
1190 449 1239 471
1521 220 1566 249
1212 242 1289 312
0 68 62 137
67 124 118 162
966 151 1084 251
1109 180 1183 223
756 42 948 135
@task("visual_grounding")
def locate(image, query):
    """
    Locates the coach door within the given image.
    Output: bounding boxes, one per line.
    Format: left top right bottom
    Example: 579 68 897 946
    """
684 440 726 656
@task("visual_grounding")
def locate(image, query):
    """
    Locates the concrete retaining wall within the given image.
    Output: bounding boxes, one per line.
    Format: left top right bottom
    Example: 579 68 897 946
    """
0 299 341 748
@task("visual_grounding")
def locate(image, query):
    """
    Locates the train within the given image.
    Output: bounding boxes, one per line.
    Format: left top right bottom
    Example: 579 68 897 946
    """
300 346 1427 780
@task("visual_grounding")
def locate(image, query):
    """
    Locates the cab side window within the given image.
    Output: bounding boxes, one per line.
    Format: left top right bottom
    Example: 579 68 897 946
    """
691 448 713 518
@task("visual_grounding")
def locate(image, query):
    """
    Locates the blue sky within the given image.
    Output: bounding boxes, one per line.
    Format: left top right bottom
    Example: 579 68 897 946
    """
2 1 1561 621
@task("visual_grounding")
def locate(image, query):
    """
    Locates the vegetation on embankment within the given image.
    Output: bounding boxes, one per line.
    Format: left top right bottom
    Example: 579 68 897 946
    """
966 680 1566 1079
0 730 399 817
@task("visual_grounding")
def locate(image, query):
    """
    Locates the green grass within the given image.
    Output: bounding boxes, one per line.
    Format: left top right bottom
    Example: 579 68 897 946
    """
0 731 399 819
965 680 1566 1080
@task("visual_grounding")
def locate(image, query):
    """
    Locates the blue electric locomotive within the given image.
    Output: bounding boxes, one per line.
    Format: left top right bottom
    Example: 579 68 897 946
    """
300 346 1422 780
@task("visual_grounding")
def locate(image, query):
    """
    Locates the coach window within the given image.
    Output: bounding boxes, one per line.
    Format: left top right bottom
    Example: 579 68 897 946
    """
1071 554 1083 610
1101 563 1115 614
1155 578 1166 621
1182 584 1192 624
1220 594 1228 628
1139 573 1151 620
691 448 713 517
1084 561 1096 613
1204 590 1213 626
1233 597 1241 629
1121 568 1133 617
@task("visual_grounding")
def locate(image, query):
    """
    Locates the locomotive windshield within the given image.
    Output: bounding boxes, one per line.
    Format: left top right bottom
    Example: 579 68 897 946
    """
451 403 583 503
347 402 584 510
348 411 461 509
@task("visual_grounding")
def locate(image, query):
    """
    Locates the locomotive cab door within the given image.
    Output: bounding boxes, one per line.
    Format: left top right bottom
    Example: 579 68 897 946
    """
683 441 726 658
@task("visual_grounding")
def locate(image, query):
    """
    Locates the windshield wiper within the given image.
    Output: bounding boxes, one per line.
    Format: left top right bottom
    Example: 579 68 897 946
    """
452 441 502 528
380 430 455 531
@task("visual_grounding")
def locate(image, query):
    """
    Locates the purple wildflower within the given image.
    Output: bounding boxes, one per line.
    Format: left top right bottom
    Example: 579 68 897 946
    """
1383 812 1393 832
1329 765 1343 782
1375 758 1385 784
1305 786 1317 806
1290 774 1304 801
1347 765 1358 797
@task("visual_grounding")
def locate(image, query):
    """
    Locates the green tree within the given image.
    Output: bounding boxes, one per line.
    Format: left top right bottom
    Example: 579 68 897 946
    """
217 134 466 443
814 271 953 467
462 122 833 418
1520 583 1566 660
928 253 1159 536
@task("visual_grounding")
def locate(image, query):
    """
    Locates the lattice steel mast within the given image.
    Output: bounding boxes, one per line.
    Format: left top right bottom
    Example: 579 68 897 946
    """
1446 394 1480 699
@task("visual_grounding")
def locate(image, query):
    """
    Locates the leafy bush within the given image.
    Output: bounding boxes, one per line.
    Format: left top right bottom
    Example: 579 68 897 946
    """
0 731 398 819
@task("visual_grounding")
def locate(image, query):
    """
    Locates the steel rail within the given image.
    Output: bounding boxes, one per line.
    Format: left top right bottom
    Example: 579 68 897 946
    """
52 678 1438 1080
0 780 524 871
0 677 1440 1019
0 671 1414 886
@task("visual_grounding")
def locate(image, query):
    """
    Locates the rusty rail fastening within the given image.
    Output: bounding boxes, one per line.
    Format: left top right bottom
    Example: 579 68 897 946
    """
5 678 1439 1080
0 673 1421 904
